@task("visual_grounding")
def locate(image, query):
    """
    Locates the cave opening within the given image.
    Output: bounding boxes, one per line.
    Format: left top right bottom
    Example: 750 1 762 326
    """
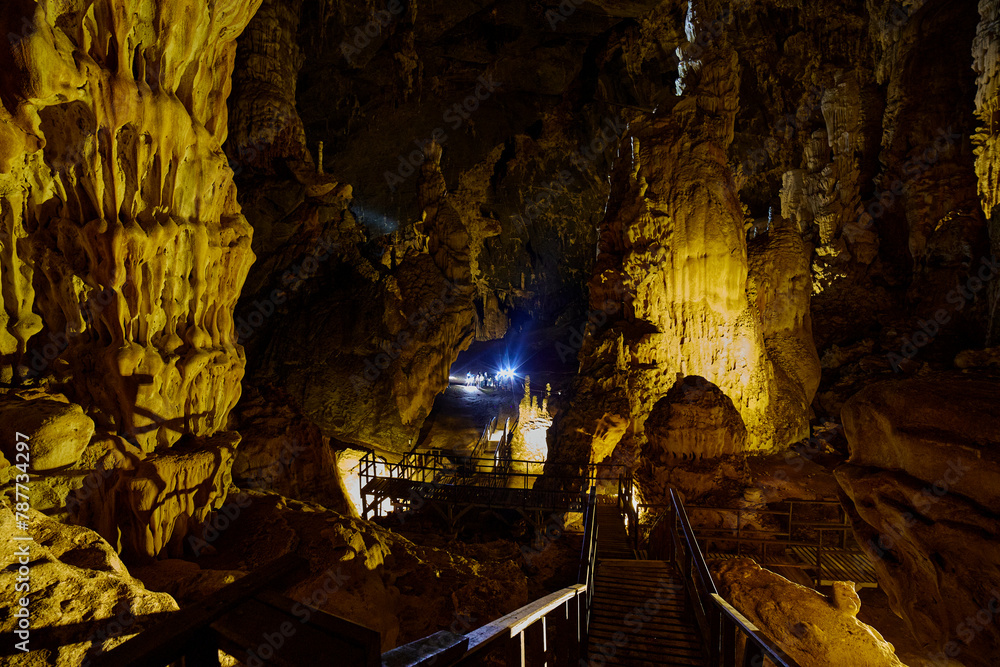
2 0 1000 665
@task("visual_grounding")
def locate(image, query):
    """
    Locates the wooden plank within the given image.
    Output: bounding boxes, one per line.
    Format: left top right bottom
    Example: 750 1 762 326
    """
587 615 700 638
253 590 380 664
591 587 687 601
381 631 469 667
594 576 685 589
589 635 705 656
597 576 685 588
90 553 309 667
464 586 585 654
587 641 705 664
211 597 368 667
588 627 702 649
588 606 697 625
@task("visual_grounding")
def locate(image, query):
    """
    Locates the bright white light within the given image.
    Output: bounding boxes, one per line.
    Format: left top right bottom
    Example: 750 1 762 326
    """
499 367 514 380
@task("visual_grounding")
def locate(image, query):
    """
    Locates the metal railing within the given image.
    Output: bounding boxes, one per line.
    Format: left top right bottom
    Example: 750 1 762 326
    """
617 470 637 550
681 500 871 587
383 469 805 667
358 446 625 519
632 487 801 667
382 488 599 667
578 486 599 632
468 415 501 461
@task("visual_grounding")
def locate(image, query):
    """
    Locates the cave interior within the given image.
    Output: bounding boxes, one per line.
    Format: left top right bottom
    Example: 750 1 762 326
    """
1 0 999 666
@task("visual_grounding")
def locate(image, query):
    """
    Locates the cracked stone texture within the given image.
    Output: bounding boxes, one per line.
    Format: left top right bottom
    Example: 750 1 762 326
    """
836 373 1000 665
0 502 179 666
713 557 907 666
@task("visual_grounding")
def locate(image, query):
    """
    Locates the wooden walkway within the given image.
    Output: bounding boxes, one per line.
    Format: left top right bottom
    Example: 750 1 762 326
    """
587 560 706 666
361 477 588 513
789 546 879 588
704 548 878 589
595 504 636 559
585 505 707 666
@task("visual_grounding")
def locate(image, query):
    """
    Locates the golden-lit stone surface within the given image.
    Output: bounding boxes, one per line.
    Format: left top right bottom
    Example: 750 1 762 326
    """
75 432 240 561
973 0 1000 219
0 393 94 470
837 374 1000 665
643 374 747 460
551 4 818 474
713 557 907 666
0 0 996 662
747 215 822 440
0 0 260 449
0 502 179 666
0 0 262 560
178 490 530 651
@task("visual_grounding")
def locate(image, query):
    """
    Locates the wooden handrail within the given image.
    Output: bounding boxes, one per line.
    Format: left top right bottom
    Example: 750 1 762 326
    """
384 487 597 667
710 594 798 666
648 488 804 667
91 553 315 667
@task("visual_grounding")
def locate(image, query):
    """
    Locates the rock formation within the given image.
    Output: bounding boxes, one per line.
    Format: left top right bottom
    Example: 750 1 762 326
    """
182 490 530 650
80 433 241 562
643 375 748 461
253 146 492 451
0 502 179 666
549 0 819 478
836 374 1000 665
747 216 823 437
1 0 260 450
0 0 999 662
229 387 353 514
0 392 95 471
713 557 907 666
973 0 1000 226
0 0 262 560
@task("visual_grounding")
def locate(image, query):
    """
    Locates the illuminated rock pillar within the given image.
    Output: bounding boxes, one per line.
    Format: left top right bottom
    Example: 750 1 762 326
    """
0 0 261 451
586 0 806 453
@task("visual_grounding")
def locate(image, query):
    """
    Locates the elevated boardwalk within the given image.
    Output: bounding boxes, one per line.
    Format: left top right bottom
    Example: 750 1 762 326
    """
83 466 865 667
594 504 636 560
362 476 591 514
588 560 705 666
684 501 879 589
358 424 627 529
386 476 804 667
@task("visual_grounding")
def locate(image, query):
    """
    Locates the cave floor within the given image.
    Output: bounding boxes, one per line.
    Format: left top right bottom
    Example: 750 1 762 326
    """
414 384 520 455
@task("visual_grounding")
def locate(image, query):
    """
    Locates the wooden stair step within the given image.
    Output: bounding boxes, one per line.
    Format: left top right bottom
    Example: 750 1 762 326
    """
588 613 698 635
597 576 683 585
590 632 703 658
587 638 707 660
590 600 688 615
587 650 706 666
589 608 698 628
588 622 701 645
591 589 687 603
